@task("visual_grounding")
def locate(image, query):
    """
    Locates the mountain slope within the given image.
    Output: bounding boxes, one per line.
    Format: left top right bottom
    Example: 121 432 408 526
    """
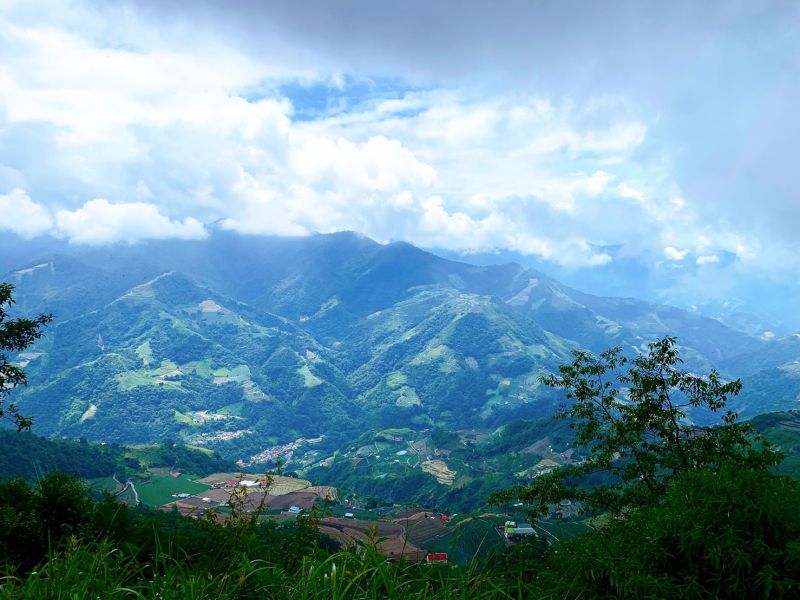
5 231 798 460
17 272 358 453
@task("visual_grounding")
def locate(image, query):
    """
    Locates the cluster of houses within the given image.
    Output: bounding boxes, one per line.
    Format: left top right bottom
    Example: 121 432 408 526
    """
236 436 324 468
503 520 536 541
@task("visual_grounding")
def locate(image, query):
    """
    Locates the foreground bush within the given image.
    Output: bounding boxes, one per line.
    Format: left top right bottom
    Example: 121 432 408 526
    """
531 467 800 599
0 473 530 599
1 535 529 599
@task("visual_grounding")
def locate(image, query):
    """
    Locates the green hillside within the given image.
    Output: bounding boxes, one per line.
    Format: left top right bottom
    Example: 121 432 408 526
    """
14 272 358 453
750 410 800 477
0 430 233 482
6 232 799 461
302 418 576 511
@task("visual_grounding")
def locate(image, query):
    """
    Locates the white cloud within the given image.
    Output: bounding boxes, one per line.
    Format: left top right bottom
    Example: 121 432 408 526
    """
664 246 688 261
288 135 436 193
696 254 720 265
0 188 54 238
618 183 646 203
55 199 207 244
0 0 786 276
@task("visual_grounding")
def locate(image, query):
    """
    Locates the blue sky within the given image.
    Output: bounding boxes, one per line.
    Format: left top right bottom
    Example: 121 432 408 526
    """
0 0 798 326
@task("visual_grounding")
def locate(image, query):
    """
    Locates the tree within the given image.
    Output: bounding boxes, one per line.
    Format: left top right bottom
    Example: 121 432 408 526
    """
531 467 800 599
0 282 53 431
491 337 779 518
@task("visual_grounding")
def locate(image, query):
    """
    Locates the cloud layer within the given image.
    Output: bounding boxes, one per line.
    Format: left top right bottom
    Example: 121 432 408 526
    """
0 191 207 244
0 0 797 286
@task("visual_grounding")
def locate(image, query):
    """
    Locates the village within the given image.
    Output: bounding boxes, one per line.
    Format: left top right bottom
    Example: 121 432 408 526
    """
235 436 325 468
149 470 547 565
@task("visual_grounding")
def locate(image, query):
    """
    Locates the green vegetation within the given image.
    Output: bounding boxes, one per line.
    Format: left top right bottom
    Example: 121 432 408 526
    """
492 337 778 517
0 431 234 485
135 340 153 365
750 410 800 477
135 473 209 507
7 233 799 461
527 467 800 598
5 238 800 599
0 283 52 431
426 516 509 566
14 273 359 452
298 363 323 387
114 359 182 391
483 337 800 597
3 331 800 597
303 417 575 512
0 430 121 480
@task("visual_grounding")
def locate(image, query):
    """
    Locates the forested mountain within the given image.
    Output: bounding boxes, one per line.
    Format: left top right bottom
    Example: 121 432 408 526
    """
0 430 233 482
5 231 799 463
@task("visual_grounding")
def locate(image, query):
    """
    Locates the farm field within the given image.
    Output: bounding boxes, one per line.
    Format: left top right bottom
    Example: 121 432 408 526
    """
533 520 591 543
317 517 427 561
328 506 379 520
136 473 210 507
196 472 311 495
88 476 121 495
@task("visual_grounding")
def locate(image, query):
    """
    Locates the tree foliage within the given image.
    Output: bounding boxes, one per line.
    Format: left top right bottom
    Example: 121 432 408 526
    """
531 467 800 599
0 283 52 431
491 337 780 517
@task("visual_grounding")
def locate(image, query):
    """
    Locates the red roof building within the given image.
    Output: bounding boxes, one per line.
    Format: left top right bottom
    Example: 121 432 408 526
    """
426 552 448 564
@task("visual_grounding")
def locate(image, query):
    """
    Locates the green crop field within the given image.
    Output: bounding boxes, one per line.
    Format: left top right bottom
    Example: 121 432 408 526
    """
534 520 591 543
136 473 210 507
114 359 182 391
88 476 120 495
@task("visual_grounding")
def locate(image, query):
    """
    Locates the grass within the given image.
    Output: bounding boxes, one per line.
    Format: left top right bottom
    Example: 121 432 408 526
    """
298 364 323 388
410 344 460 375
396 386 422 407
115 360 182 391
211 364 251 384
376 427 414 438
0 540 529 600
192 359 213 378
173 410 194 425
135 340 153 365
386 372 409 388
126 445 171 467
88 476 120 495
135 474 210 508
532 520 590 544
185 444 215 456
212 365 250 378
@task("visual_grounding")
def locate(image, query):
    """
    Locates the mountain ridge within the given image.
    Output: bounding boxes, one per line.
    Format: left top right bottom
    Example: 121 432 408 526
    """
5 231 798 461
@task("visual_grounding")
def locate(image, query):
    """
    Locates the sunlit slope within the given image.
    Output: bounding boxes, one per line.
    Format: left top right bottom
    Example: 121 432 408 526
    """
343 286 571 428
6 231 799 449
17 272 356 445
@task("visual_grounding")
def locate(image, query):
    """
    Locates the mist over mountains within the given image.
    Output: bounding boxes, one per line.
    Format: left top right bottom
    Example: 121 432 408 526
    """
4 231 798 463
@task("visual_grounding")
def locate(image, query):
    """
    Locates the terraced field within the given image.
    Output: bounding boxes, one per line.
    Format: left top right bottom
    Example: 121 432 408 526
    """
421 459 457 485
403 515 449 546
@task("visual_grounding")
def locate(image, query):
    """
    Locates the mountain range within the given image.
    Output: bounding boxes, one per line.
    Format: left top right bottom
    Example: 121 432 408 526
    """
5 231 800 463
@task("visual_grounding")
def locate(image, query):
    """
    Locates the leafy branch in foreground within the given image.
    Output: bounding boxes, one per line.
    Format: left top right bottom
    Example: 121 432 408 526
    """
491 336 780 518
0 283 53 431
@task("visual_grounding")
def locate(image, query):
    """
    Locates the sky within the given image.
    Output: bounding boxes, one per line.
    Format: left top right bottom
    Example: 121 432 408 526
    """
0 1 798 324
